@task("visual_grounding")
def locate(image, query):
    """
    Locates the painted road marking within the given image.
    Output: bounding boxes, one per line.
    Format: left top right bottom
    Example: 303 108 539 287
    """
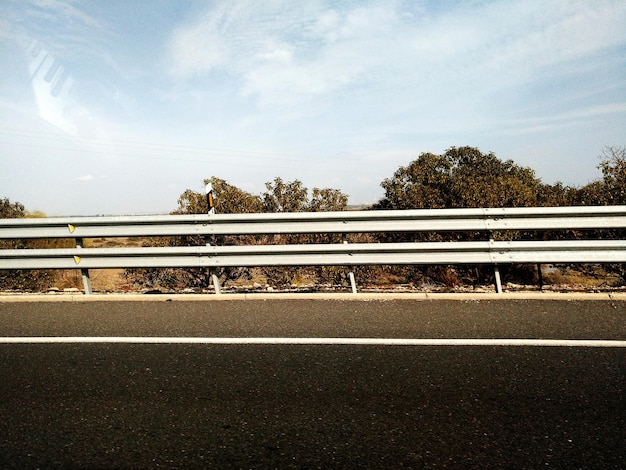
1 337 625 347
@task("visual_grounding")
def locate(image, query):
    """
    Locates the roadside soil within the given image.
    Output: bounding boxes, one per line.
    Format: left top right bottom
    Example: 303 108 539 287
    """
7 238 625 295
46 265 625 295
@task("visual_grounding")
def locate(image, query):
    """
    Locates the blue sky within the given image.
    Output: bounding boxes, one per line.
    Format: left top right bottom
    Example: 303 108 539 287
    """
1 0 625 215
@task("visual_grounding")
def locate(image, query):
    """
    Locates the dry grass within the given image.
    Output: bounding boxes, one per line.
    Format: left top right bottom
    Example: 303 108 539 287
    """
86 237 148 248
541 266 622 289
48 238 146 292
43 240 624 293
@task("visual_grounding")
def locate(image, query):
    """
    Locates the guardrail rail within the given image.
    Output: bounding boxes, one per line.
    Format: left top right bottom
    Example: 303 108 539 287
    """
1 206 625 294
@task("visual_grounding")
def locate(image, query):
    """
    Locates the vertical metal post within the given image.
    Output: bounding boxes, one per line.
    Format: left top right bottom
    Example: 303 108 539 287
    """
343 234 358 294
205 182 220 294
347 272 357 294
75 237 92 295
211 269 221 295
489 232 502 294
493 264 503 294
204 237 221 295
537 263 544 291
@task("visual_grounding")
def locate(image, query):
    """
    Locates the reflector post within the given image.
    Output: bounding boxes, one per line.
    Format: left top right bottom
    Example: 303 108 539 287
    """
205 183 215 215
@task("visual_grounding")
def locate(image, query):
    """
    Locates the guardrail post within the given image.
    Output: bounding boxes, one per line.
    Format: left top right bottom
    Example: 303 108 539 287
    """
489 232 503 294
211 270 221 295
205 183 221 294
493 264 503 294
204 237 221 295
343 234 358 294
75 237 92 295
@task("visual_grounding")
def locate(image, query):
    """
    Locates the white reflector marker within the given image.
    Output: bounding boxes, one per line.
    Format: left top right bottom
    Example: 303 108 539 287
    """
1 337 625 347
206 182 215 215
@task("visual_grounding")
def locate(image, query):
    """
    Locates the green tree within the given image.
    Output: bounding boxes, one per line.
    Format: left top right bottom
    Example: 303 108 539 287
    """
374 147 544 287
572 181 606 206
571 146 626 206
537 182 576 207
128 177 263 291
128 177 350 290
597 145 626 205
308 188 348 212
0 198 25 218
0 198 58 291
262 177 309 213
568 146 626 284
445 146 539 208
377 152 451 209
260 179 349 286
175 177 262 215
377 147 541 210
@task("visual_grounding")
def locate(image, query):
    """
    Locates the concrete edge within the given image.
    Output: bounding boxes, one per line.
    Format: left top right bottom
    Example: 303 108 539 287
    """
1 292 625 302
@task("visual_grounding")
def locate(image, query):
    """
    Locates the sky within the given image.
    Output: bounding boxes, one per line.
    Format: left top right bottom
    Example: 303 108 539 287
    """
1 0 625 216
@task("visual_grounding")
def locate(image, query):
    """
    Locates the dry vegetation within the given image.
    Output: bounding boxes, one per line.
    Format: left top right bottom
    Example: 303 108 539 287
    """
2 146 625 294
3 235 624 295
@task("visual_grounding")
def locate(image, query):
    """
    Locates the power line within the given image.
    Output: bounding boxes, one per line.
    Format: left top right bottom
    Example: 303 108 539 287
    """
0 126 365 164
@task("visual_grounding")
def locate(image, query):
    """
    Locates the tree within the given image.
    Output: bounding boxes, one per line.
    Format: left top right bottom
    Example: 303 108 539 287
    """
308 188 348 212
128 177 350 290
445 147 539 208
537 182 576 207
0 198 58 291
377 152 451 209
570 146 626 206
374 147 545 287
377 147 541 210
260 179 349 286
175 177 262 215
0 198 25 219
127 177 264 291
598 145 626 205
262 177 309 213
572 181 606 206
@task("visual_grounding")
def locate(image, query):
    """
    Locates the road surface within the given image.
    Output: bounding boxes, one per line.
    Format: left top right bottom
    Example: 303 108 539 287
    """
1 297 625 468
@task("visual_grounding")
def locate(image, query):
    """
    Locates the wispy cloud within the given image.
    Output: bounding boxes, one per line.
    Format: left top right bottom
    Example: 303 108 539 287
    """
3 0 108 55
166 1 625 97
499 102 626 136
165 1 395 101
1 1 624 214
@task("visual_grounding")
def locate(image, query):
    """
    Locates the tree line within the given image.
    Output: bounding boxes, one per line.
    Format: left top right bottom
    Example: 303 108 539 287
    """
126 145 626 290
175 145 626 216
0 199 74 290
2 145 625 291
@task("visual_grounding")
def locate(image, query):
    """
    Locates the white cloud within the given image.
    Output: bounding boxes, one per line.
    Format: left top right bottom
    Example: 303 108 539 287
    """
256 45 294 64
31 0 101 28
3 1 625 214
308 8 339 42
165 1 390 102
166 1 314 78
498 102 626 136
163 0 626 111
167 13 228 77
5 0 108 55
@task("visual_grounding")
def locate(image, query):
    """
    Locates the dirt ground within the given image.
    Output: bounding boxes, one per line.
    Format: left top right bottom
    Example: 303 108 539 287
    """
20 238 626 294
47 266 625 295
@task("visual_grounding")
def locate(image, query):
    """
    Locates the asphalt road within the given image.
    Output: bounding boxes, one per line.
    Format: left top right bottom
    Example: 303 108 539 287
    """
1 298 625 468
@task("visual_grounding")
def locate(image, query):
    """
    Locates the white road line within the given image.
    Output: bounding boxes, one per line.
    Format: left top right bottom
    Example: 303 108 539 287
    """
1 337 625 347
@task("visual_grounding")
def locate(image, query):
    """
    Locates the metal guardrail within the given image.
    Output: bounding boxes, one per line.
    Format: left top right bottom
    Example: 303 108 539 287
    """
1 206 626 238
1 206 625 294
